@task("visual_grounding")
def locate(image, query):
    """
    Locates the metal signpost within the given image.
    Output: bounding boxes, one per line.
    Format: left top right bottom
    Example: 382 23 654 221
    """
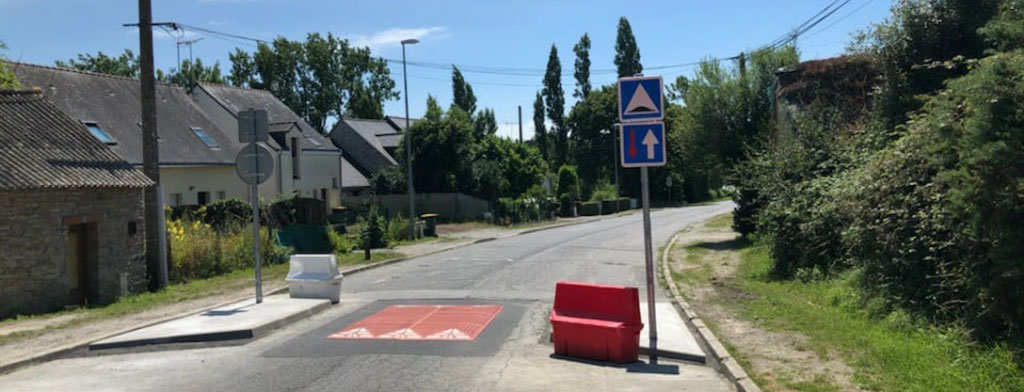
235 109 272 303
617 75 666 361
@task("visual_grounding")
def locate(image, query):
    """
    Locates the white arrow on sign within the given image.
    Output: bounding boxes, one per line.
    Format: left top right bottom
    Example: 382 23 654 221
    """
642 129 659 159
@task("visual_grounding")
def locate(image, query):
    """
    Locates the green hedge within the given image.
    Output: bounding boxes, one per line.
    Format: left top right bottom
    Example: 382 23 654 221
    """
617 197 630 211
599 200 617 215
579 201 601 216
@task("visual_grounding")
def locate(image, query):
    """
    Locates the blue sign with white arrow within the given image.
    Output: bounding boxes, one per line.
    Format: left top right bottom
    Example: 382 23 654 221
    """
618 76 664 122
620 122 666 168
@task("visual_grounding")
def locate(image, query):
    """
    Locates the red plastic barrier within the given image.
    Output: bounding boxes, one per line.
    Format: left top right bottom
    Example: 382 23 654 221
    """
550 281 643 363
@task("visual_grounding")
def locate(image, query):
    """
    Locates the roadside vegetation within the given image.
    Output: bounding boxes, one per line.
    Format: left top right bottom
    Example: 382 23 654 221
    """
672 214 1024 391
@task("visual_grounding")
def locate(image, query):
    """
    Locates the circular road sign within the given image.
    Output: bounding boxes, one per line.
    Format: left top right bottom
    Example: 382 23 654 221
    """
235 143 274 185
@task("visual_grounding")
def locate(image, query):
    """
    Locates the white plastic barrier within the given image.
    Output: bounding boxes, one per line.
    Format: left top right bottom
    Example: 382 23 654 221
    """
286 255 343 303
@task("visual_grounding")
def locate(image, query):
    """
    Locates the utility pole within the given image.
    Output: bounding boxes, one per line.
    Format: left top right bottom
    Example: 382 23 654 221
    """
138 0 166 291
518 105 523 143
401 38 419 240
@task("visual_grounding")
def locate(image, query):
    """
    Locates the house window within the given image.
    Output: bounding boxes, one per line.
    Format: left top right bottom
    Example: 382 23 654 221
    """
197 191 210 206
320 188 328 201
191 127 219 148
332 177 339 189
217 191 227 200
170 193 183 207
291 137 301 180
83 122 116 145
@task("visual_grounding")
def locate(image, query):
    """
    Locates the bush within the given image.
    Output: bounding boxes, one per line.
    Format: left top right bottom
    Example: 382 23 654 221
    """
558 193 574 217
387 216 412 242
199 198 251 233
590 182 618 202
168 220 290 283
556 165 581 202
360 206 389 249
328 229 354 254
846 51 1024 340
579 201 601 216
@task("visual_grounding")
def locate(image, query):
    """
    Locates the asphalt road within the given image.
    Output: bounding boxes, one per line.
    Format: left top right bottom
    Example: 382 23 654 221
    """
0 202 735 392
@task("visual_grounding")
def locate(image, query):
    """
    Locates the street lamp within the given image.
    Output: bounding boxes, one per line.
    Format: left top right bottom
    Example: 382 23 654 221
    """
401 38 419 240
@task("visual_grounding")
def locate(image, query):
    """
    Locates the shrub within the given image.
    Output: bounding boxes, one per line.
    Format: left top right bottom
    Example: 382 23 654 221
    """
556 165 581 202
846 51 1024 339
387 216 412 242
360 206 389 249
168 219 219 282
328 229 353 254
199 198 251 233
590 182 618 202
579 201 601 216
558 193 574 217
220 226 291 270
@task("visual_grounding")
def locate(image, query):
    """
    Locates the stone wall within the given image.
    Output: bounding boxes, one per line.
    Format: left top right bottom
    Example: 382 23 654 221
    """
0 187 146 319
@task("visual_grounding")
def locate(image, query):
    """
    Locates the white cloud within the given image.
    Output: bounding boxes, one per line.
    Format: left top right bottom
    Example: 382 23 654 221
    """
350 26 449 50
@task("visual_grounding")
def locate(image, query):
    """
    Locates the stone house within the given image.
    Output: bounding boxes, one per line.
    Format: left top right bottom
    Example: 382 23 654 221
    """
0 89 153 319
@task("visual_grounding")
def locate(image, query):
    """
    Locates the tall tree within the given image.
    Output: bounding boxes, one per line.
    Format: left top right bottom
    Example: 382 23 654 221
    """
0 40 18 88
229 33 397 133
227 48 256 87
55 49 140 78
473 108 498 140
573 34 592 99
543 44 567 167
614 17 643 77
532 92 549 164
162 58 225 87
451 66 477 115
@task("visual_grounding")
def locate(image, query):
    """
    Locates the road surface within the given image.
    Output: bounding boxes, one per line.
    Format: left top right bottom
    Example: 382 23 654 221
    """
0 202 735 392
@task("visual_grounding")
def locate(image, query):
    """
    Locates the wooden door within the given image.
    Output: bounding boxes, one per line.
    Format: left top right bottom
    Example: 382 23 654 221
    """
66 224 88 306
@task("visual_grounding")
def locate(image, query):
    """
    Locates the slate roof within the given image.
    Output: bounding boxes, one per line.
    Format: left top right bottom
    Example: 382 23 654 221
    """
385 115 420 132
0 90 153 190
341 156 369 189
193 83 336 152
9 62 240 166
329 118 398 178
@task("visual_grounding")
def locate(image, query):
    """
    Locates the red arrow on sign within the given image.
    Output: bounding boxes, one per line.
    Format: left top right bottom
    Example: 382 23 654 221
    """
628 128 638 158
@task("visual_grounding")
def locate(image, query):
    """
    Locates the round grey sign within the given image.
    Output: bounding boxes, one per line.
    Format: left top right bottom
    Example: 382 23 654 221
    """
235 143 274 185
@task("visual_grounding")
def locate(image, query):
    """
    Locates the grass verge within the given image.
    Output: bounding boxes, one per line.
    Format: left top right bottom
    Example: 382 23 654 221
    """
704 235 1024 391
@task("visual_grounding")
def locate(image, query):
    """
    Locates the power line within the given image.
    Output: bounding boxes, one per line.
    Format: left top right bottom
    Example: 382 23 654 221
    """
800 0 879 42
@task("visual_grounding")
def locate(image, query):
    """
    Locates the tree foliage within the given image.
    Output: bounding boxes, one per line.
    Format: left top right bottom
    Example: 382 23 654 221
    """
568 85 616 196
0 40 18 88
532 92 549 164
228 33 397 133
55 49 140 78
573 33 591 99
451 66 477 115
162 58 225 87
614 17 642 77
473 107 498 140
542 44 567 167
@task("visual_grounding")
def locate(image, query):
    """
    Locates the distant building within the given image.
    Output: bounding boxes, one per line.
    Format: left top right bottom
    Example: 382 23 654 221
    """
10 62 246 207
190 83 359 203
328 118 401 181
0 89 153 319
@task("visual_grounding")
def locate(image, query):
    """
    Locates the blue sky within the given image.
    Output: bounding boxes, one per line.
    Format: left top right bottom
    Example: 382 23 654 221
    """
0 0 893 138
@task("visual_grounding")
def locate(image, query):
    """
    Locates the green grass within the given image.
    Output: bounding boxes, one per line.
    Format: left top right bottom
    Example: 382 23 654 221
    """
335 250 405 266
703 213 733 229
727 242 1024 391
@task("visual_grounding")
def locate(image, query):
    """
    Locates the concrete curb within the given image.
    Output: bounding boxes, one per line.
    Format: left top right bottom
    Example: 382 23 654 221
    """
660 233 762 392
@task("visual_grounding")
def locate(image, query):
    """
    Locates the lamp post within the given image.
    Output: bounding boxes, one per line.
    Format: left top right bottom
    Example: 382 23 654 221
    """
401 38 419 240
